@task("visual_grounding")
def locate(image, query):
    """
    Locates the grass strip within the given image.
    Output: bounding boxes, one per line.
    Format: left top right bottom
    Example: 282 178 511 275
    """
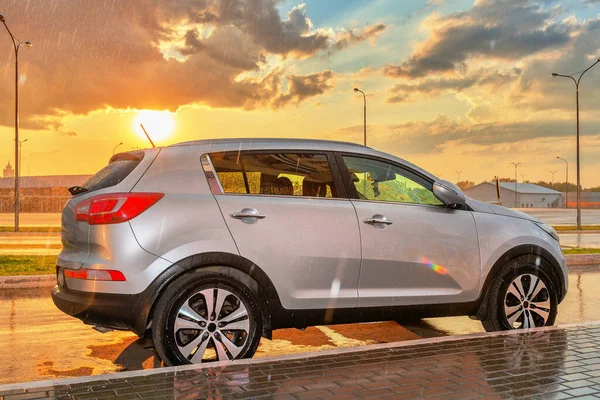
0 255 57 276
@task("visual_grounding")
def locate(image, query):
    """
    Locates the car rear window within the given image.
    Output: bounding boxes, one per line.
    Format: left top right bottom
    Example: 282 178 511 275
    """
82 151 144 193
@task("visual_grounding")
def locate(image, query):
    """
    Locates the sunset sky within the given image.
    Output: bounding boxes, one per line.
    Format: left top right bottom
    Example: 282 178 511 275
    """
1 0 599 186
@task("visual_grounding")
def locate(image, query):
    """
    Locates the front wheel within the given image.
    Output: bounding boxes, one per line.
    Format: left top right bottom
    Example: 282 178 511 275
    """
481 262 558 332
152 269 263 366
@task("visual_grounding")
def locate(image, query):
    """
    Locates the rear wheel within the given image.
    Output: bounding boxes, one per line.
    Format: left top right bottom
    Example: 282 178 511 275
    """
152 269 262 366
481 262 557 332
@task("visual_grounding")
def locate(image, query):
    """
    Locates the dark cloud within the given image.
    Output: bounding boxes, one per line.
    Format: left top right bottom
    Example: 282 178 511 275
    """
0 0 359 130
386 68 520 102
272 70 334 108
382 116 600 154
328 114 600 156
384 0 572 78
333 23 388 52
155 1 330 57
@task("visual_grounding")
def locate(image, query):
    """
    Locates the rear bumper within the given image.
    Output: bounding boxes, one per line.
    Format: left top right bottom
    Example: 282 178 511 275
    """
51 285 137 333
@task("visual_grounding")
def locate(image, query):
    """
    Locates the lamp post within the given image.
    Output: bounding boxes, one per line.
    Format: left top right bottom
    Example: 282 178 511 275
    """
521 174 527 183
511 162 521 208
552 58 600 229
550 170 557 185
18 138 27 174
1 13 32 232
112 142 123 155
557 156 568 208
353 88 367 146
455 170 462 183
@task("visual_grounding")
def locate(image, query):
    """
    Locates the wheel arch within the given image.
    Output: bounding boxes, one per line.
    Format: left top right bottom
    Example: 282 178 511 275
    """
473 244 565 321
130 252 281 339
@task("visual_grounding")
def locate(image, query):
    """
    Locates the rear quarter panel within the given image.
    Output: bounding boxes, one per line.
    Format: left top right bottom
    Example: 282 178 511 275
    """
129 146 239 266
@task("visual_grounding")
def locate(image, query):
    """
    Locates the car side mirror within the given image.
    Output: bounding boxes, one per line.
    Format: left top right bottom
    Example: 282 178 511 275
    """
433 180 466 208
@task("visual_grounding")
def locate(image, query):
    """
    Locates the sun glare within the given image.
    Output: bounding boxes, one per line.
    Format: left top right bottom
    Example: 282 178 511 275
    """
134 110 175 142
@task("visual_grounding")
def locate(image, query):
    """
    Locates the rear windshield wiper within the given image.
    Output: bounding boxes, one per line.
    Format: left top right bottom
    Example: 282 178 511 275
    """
68 186 89 195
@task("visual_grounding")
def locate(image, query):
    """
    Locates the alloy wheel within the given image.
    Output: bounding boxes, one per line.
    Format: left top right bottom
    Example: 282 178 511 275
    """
174 288 251 362
504 273 551 329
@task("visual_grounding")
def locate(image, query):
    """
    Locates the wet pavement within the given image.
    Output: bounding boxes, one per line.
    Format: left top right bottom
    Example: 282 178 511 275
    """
2 323 600 399
560 233 600 249
519 208 600 226
0 267 599 387
0 214 61 227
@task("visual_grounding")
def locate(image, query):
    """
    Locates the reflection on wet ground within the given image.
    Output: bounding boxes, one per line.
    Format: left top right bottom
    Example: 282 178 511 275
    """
560 233 600 249
0 268 598 385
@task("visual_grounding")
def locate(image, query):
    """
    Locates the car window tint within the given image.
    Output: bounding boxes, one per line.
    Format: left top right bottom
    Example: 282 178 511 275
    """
209 152 338 198
342 156 442 206
83 152 144 193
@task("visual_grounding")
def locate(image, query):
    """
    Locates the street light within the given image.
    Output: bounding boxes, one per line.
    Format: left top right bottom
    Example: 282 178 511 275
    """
552 57 600 229
112 142 124 155
455 170 463 183
1 12 32 232
18 138 27 175
353 88 367 146
521 173 527 183
550 170 557 185
557 156 569 208
511 162 521 208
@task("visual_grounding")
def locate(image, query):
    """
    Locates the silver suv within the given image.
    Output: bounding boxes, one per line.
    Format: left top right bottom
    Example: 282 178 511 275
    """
52 139 567 365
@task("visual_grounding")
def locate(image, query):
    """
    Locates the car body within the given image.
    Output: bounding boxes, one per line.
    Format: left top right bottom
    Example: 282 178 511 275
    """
52 138 567 364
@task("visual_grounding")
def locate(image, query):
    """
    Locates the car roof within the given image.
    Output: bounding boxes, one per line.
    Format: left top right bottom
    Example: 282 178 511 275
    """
170 138 366 151
166 138 437 182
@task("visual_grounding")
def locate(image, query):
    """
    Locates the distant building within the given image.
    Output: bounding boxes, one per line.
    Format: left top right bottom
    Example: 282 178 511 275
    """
0 174 92 212
464 182 563 208
3 162 14 178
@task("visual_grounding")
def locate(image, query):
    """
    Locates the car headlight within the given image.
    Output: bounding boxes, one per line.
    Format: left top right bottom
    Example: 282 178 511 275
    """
535 222 560 243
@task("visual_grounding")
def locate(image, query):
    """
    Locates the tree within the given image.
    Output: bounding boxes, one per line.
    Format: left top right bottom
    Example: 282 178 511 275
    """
456 181 475 190
496 177 516 183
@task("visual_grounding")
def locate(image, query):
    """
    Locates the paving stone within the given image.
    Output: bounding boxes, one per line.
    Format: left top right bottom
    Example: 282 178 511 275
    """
2 325 600 399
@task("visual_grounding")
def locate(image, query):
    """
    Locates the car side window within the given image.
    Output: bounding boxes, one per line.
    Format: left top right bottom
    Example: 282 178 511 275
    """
209 152 338 198
342 156 443 206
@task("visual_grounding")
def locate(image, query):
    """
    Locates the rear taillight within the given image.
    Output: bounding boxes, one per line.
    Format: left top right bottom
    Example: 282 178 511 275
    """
64 268 126 281
74 192 164 225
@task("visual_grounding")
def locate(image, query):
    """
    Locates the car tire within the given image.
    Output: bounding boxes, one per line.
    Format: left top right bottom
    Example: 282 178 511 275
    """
152 267 263 366
481 260 558 332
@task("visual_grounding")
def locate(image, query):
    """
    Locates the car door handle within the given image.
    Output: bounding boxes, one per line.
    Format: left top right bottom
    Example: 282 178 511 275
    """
363 215 393 225
230 208 266 220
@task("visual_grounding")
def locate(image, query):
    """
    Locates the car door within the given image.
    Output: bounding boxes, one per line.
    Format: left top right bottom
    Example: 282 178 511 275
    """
205 151 361 311
337 154 481 308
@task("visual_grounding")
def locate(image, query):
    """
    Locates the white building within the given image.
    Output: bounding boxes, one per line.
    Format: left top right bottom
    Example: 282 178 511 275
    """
464 182 563 208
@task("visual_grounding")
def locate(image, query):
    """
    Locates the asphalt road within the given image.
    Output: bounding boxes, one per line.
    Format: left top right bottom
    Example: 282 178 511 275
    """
1 267 599 385
2 208 600 227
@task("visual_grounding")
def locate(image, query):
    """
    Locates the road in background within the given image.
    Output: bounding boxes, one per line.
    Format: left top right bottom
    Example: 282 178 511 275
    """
0 268 599 385
0 213 61 227
518 208 600 225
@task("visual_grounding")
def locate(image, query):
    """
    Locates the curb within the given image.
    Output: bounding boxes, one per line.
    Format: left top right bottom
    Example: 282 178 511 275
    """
0 274 55 289
0 254 598 289
565 253 600 265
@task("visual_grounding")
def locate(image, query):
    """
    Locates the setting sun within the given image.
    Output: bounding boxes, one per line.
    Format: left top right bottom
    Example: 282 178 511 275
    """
134 110 175 142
